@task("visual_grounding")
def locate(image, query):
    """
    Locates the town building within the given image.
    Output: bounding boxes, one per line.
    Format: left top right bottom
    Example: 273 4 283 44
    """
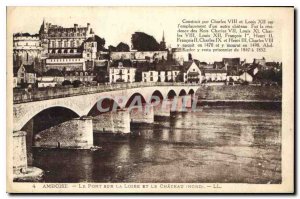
13 33 43 71
182 61 203 84
253 57 266 66
109 60 136 83
14 64 36 85
110 50 168 62
64 70 96 83
239 72 253 82
204 69 227 82
37 78 58 88
45 54 86 71
142 70 167 83
37 69 96 87
82 37 97 61
13 77 18 88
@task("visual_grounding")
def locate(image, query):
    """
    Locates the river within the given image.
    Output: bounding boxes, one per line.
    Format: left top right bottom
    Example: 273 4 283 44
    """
32 105 281 184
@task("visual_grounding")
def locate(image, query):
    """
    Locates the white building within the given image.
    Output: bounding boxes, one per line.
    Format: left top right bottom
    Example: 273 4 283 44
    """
13 33 42 66
165 70 180 82
204 69 227 82
82 38 97 61
226 75 240 82
239 72 253 82
183 61 203 83
45 55 86 71
109 61 136 83
142 69 180 83
15 64 36 84
13 77 18 88
38 81 58 88
142 70 167 82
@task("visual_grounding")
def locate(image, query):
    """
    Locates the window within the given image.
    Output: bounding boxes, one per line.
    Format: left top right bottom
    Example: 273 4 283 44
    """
150 77 153 81
64 41 68 47
128 75 130 81
51 41 55 48
150 72 153 76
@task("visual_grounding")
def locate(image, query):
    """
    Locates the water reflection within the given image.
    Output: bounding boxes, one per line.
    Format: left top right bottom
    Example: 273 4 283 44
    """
33 106 281 183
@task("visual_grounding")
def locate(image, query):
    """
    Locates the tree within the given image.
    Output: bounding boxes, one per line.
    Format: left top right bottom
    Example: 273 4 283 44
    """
72 80 82 88
131 32 160 51
93 71 108 83
94 35 106 51
108 45 117 52
62 80 72 86
116 42 130 52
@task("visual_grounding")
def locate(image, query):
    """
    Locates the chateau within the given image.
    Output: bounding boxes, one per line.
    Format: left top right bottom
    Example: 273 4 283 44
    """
39 20 95 55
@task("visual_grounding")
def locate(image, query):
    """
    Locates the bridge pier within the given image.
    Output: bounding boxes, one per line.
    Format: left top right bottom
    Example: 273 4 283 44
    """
130 104 154 124
13 131 44 181
170 95 193 113
153 99 172 118
13 131 28 174
34 116 93 149
93 109 131 134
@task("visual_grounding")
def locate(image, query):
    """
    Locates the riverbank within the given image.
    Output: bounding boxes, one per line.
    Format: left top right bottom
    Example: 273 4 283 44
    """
196 85 282 101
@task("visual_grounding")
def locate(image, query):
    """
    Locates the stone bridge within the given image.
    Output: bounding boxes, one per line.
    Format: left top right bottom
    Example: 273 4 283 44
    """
13 82 199 131
12 82 200 176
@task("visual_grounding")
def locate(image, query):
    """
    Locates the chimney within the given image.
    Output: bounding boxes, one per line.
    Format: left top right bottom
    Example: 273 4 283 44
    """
179 57 184 66
87 23 90 28
74 24 78 31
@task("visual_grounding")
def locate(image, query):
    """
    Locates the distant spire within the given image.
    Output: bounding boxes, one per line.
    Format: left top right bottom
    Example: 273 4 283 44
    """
162 30 165 42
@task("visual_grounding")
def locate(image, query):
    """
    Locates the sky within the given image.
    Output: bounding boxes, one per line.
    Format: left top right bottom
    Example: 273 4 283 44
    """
7 7 287 62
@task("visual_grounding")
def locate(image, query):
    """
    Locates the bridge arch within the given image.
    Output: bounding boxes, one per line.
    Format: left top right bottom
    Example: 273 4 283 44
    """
188 89 195 95
20 106 80 133
87 97 122 116
178 89 187 96
125 92 147 108
149 90 164 103
167 89 177 99
14 104 83 131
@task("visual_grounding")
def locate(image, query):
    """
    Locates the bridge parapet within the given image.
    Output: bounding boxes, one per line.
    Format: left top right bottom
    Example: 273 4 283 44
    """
13 82 199 104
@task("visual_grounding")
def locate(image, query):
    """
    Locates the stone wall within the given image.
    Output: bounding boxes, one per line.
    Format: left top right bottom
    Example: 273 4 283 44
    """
197 85 282 101
34 117 93 149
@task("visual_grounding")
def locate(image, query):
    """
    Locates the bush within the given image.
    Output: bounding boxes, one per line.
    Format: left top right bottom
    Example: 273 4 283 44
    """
72 80 82 88
62 80 72 86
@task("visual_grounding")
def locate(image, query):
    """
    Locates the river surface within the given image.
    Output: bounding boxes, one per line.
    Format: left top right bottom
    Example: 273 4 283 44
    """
33 105 282 183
